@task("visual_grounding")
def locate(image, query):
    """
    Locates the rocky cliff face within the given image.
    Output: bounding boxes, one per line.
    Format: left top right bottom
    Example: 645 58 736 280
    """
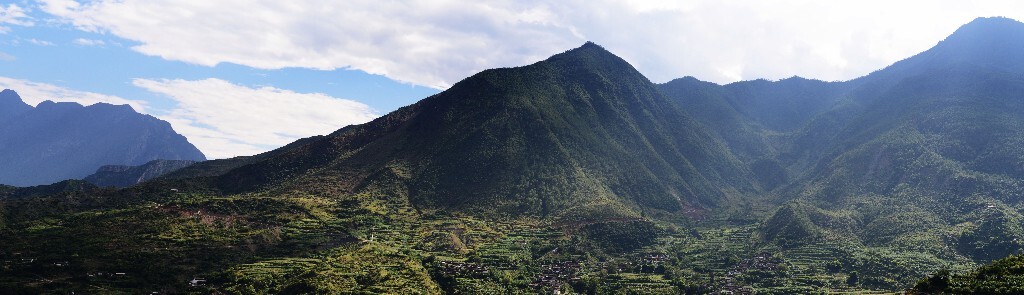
84 159 200 188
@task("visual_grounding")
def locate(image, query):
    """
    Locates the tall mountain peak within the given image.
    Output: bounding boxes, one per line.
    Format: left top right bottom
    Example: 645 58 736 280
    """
867 16 1024 81
570 41 609 54
544 42 638 72
952 16 1024 35
201 41 753 218
0 89 21 101
561 41 606 54
938 16 1024 51
0 89 31 123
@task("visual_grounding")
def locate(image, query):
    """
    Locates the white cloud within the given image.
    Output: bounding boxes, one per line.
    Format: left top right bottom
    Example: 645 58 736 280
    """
72 38 104 46
36 0 1024 86
570 0 1010 83
38 0 580 88
27 38 54 46
0 4 33 33
0 51 14 61
0 76 148 111
132 78 379 159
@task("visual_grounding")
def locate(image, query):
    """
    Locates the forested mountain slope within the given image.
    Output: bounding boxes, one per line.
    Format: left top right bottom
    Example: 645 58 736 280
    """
176 42 758 220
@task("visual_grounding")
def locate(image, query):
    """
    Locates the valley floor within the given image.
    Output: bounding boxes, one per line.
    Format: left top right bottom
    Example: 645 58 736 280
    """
0 190 974 294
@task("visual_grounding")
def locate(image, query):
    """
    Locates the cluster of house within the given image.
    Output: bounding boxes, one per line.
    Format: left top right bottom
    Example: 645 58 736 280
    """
1 257 73 269
530 260 581 290
718 252 783 294
87 271 129 278
435 260 490 278
0 248 210 292
641 254 670 264
1 252 39 271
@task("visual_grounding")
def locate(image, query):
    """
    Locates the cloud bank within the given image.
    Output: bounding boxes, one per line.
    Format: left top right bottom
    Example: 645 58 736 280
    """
36 0 1024 86
133 78 379 159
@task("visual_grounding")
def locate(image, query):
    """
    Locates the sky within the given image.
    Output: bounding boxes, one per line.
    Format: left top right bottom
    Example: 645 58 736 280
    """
1 0 1023 159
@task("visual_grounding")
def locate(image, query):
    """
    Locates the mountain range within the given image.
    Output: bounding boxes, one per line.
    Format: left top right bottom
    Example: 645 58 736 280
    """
1 16 1024 294
0 90 206 186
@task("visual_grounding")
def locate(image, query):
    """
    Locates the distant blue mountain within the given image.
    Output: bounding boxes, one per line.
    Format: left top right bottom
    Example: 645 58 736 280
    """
0 89 206 186
84 159 199 188
0 89 31 124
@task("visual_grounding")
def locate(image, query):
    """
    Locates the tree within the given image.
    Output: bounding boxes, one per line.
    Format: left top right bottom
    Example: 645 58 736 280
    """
846 271 859 286
912 269 950 293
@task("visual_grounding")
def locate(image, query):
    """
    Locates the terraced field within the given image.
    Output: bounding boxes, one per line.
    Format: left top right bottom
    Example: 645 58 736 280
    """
0 189 952 293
